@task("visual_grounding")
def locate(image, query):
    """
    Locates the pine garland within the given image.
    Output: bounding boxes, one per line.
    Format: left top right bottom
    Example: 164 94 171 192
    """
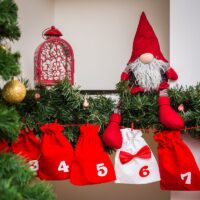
2 80 199 151
12 82 115 149
117 81 200 136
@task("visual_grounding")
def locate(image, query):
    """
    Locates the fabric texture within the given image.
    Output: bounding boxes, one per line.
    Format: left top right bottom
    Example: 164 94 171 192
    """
11 129 40 160
70 123 116 185
11 129 40 172
0 139 9 152
115 128 160 184
154 131 200 190
158 96 184 130
38 122 74 180
128 12 167 64
102 113 122 149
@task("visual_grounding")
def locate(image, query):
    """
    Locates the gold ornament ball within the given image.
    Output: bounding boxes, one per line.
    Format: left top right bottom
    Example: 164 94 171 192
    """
2 80 26 103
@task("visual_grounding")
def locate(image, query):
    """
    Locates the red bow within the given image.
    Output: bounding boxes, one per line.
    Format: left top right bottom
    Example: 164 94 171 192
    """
119 145 151 164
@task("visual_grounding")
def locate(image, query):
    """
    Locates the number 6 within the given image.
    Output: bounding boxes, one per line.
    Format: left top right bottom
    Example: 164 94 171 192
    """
139 166 150 177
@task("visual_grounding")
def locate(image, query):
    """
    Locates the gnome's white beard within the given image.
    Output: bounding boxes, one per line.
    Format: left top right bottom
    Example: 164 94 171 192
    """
129 58 168 92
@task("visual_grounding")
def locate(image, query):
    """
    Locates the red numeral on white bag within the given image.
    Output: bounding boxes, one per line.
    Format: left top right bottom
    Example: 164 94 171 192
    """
96 163 108 177
28 160 39 172
58 161 69 173
181 172 191 184
139 166 150 177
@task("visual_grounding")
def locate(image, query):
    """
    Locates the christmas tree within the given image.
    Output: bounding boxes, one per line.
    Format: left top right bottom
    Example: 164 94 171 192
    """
0 0 55 199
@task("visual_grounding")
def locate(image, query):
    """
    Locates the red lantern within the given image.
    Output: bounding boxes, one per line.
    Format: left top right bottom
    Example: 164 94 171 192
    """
34 26 74 85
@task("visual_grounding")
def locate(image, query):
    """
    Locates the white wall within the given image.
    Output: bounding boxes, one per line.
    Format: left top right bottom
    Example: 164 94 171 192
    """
54 0 169 89
170 0 200 86
13 0 54 87
170 0 200 199
13 0 169 89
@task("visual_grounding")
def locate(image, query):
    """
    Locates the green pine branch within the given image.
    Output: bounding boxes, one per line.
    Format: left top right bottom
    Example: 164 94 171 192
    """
14 82 115 148
0 154 56 200
0 47 21 80
0 179 22 200
0 104 21 142
0 0 20 41
0 1 56 199
117 81 200 136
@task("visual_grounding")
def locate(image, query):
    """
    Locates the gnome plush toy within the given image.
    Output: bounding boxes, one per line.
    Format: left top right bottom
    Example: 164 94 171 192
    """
121 12 184 130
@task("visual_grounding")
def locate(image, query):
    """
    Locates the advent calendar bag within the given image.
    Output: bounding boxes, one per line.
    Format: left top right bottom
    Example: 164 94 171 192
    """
11 129 40 172
70 124 116 185
38 123 74 180
0 139 9 152
115 128 160 184
154 131 200 190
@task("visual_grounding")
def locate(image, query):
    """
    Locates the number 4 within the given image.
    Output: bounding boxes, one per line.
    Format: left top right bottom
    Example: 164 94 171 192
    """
181 172 191 184
58 161 69 173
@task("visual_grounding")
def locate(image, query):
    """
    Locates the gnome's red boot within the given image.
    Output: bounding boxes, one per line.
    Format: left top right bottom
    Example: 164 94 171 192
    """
158 96 184 130
102 113 122 149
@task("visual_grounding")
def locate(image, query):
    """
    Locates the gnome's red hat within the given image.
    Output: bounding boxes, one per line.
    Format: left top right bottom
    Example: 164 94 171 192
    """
128 12 168 64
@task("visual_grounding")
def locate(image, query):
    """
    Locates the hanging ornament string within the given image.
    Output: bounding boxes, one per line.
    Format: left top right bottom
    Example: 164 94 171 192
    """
36 121 90 127
35 121 200 133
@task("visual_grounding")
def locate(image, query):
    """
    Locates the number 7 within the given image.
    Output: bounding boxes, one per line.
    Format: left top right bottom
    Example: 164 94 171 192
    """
180 172 191 184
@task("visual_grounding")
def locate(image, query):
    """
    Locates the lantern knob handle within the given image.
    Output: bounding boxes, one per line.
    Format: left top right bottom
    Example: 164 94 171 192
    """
42 26 63 39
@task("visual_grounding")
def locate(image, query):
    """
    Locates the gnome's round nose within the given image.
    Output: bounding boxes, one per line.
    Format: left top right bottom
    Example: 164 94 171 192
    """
139 53 154 64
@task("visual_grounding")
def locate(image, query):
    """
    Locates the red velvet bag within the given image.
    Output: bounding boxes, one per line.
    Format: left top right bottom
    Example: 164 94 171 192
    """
11 129 40 172
154 131 200 190
0 139 9 152
70 124 116 185
38 122 74 180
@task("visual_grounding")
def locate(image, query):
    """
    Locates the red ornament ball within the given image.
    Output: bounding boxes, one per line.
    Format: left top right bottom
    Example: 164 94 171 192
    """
34 93 41 100
178 104 184 112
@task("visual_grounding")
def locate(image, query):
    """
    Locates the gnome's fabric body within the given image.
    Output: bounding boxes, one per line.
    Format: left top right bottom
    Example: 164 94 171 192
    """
121 12 184 130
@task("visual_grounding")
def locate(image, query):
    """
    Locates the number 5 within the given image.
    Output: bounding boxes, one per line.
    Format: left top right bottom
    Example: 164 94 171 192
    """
96 163 108 177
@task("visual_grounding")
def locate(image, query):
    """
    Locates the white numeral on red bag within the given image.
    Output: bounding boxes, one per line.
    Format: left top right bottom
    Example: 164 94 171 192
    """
96 163 108 177
181 172 191 184
58 161 69 173
139 166 150 177
29 160 39 172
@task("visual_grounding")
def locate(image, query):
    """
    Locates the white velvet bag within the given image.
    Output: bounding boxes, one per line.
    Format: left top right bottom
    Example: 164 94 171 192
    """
115 128 160 184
